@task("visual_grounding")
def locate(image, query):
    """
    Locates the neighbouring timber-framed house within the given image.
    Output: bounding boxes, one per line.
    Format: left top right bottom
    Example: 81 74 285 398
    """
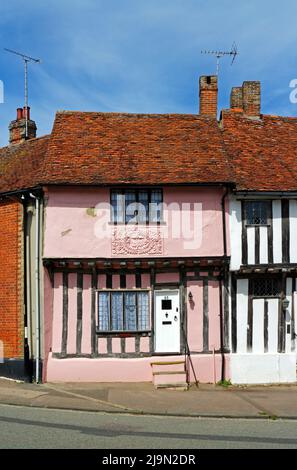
0 76 296 386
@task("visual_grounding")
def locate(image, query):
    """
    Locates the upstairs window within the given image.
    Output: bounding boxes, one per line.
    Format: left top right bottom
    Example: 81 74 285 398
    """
251 279 280 297
111 189 163 224
244 201 270 225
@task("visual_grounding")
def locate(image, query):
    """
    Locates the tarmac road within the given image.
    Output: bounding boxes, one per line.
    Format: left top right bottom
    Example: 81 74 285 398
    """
0 404 297 449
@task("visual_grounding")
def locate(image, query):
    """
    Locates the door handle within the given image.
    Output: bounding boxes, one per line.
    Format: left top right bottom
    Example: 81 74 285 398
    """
174 316 178 321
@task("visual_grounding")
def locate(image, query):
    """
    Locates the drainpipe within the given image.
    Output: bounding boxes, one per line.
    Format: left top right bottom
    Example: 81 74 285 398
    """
30 193 40 383
220 186 229 382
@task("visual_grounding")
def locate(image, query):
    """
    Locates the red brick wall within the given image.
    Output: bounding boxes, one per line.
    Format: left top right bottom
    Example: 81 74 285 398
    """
0 200 23 359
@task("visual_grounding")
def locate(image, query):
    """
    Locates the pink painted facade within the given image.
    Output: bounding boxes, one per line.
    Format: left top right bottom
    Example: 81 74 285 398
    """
43 186 230 384
44 187 226 259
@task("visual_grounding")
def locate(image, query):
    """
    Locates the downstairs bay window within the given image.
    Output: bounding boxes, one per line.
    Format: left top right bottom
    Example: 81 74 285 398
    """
97 290 150 333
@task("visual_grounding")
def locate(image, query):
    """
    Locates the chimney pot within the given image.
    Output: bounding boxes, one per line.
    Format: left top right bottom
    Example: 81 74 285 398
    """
23 106 30 120
17 108 23 120
9 107 37 144
199 75 218 117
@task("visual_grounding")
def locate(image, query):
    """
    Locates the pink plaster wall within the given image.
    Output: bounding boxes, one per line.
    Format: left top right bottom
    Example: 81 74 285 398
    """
46 353 230 383
98 338 108 354
208 281 221 351
141 274 150 288
44 187 226 259
125 337 135 353
52 273 63 354
187 280 203 352
156 272 179 283
81 275 92 354
43 269 54 382
67 274 77 355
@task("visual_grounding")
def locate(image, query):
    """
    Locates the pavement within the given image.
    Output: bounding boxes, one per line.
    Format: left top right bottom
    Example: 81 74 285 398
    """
0 378 297 419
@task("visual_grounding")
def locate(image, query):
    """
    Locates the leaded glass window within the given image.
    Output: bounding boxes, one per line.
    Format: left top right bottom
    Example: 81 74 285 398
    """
111 189 163 224
244 201 270 225
98 291 150 332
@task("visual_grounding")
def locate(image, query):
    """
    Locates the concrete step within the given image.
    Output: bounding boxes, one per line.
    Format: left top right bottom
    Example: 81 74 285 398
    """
153 373 187 387
151 361 186 374
155 382 189 391
151 359 188 390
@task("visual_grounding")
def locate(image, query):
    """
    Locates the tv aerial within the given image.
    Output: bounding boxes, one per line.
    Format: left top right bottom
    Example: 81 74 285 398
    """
201 42 238 77
4 48 41 138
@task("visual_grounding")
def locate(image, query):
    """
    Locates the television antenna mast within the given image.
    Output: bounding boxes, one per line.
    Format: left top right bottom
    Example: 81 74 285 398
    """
201 42 238 77
4 48 41 138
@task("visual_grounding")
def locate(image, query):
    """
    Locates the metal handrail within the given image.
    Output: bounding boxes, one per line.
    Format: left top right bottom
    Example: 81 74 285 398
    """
181 323 199 388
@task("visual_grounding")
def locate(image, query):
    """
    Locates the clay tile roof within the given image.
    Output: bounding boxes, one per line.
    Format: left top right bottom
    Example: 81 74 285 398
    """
0 135 50 193
1 109 297 194
41 111 231 185
221 111 297 191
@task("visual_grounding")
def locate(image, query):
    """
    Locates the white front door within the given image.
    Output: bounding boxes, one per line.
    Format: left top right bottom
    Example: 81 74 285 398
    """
154 290 180 353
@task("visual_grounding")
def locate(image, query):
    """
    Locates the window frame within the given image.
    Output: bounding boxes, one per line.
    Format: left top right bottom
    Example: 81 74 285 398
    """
243 200 271 227
110 188 163 225
251 278 281 299
96 288 151 334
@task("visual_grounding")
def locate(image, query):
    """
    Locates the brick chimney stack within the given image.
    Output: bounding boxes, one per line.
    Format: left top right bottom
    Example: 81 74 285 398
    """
230 81 261 117
9 106 37 144
199 75 218 117
230 87 243 110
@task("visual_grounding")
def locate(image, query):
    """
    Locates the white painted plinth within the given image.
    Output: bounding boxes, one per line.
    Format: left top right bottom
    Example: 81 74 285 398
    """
230 353 296 384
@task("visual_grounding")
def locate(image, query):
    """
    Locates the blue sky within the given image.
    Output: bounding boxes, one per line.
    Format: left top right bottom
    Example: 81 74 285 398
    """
0 0 297 146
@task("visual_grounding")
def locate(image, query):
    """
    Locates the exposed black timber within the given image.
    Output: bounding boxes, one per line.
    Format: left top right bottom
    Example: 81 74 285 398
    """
91 269 97 355
121 338 125 354
76 273 83 355
61 272 69 355
107 337 112 354
136 271 141 288
231 274 237 353
203 279 209 352
223 269 230 351
120 274 126 288
247 280 253 352
292 278 296 352
150 268 156 353
264 299 268 353
180 269 186 354
106 273 112 289
267 201 273 264
282 199 290 264
255 226 260 265
135 336 140 354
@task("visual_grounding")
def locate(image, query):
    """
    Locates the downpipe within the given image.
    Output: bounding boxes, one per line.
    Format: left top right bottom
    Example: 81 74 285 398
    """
220 187 229 382
30 193 40 384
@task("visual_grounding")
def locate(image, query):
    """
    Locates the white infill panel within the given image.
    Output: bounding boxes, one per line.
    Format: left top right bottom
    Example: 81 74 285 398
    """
252 299 264 353
259 226 268 264
268 299 279 354
272 200 282 264
285 278 292 354
289 200 297 263
229 197 242 270
236 279 249 353
247 227 255 265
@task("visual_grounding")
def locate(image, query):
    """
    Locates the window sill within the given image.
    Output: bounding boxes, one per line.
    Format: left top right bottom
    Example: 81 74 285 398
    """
245 224 271 227
108 222 166 226
96 330 151 337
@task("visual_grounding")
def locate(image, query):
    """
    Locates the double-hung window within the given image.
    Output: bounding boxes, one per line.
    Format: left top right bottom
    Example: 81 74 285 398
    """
111 189 163 224
98 290 150 332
